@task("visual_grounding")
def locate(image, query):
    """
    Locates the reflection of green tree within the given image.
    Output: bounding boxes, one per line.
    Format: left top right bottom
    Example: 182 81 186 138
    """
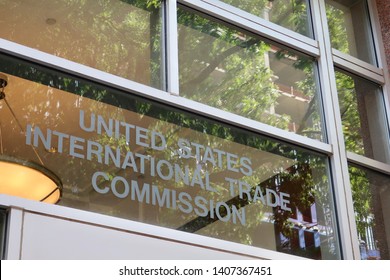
2 0 163 89
220 0 310 36
335 71 364 155
178 6 321 139
348 165 390 259
349 166 372 237
325 2 350 54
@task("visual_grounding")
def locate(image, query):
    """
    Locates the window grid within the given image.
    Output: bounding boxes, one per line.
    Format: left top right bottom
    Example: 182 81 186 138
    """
315 0 364 259
178 0 390 260
0 0 388 260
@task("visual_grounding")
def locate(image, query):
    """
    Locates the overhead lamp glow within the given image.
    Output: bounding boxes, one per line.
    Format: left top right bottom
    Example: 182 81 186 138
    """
0 73 62 204
0 155 62 204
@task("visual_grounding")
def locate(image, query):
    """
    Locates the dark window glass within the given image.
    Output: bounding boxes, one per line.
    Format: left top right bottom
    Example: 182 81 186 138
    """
335 69 389 163
0 209 6 260
349 164 390 260
325 0 377 65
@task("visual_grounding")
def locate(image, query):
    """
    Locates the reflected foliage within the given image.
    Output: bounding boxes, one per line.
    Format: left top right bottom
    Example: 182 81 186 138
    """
325 2 350 54
0 0 163 89
349 165 390 260
336 71 364 155
336 69 387 162
220 0 311 36
178 6 322 140
325 0 375 64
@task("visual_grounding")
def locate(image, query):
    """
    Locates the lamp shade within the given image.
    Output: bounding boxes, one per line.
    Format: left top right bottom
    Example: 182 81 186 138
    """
0 155 62 204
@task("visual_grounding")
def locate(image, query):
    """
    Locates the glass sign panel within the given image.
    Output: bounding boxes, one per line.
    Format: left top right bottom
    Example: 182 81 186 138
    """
0 55 340 259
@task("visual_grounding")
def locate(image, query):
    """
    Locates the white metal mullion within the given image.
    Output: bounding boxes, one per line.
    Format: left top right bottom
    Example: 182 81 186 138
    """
312 0 360 260
166 0 180 95
332 49 384 77
368 0 390 154
347 152 390 175
332 51 385 85
4 207 24 260
200 0 318 47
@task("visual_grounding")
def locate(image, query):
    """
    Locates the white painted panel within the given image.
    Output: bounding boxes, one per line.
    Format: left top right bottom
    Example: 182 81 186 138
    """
4 208 23 260
20 212 254 260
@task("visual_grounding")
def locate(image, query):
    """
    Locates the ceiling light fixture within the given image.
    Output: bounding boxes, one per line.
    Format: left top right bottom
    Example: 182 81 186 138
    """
0 73 62 204
0 155 62 204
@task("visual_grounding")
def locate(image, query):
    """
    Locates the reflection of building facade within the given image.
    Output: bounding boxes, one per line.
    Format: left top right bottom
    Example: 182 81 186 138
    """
0 0 389 260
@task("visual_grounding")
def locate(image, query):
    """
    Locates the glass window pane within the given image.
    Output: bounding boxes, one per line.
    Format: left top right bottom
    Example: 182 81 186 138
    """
178 7 324 141
0 0 164 89
219 0 312 37
0 54 340 259
335 69 390 163
325 0 377 65
349 164 390 260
